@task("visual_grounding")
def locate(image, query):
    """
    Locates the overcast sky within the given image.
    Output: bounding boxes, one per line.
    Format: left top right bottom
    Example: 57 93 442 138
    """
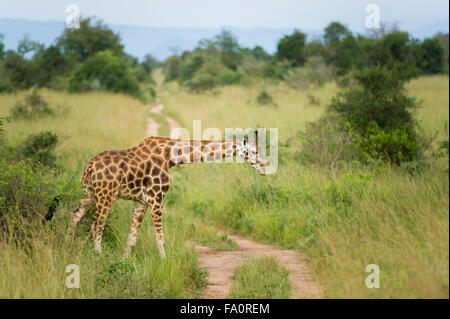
0 0 448 31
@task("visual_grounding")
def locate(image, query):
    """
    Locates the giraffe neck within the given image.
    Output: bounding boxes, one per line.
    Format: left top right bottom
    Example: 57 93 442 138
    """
169 139 242 166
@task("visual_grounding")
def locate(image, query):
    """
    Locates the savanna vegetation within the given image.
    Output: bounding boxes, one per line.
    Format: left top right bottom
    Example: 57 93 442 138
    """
0 17 448 298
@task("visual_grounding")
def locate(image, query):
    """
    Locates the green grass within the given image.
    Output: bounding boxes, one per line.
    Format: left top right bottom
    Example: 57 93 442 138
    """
228 256 291 299
162 74 449 298
0 74 448 298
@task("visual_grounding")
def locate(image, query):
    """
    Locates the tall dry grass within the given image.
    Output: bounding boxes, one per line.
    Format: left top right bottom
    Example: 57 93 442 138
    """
161 75 449 298
0 74 448 298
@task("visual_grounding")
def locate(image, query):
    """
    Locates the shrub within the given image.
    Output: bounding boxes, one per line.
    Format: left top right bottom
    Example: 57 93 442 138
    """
399 159 430 176
298 115 360 167
285 56 335 89
330 66 418 132
69 50 141 97
307 94 321 106
256 90 275 105
0 65 14 93
325 66 424 164
163 55 182 82
184 73 217 93
57 17 124 63
0 160 54 226
10 89 54 119
276 29 307 67
148 86 156 100
219 71 243 85
17 131 59 168
180 55 204 82
362 123 421 164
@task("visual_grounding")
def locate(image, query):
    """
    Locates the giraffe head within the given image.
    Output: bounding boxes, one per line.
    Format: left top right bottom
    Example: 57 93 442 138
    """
240 131 266 176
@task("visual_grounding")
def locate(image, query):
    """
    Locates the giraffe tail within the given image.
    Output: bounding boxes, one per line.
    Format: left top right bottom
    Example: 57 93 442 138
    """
44 161 94 224
43 195 62 223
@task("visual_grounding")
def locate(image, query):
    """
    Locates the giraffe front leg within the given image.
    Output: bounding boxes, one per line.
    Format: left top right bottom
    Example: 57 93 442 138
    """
151 202 165 258
125 201 148 256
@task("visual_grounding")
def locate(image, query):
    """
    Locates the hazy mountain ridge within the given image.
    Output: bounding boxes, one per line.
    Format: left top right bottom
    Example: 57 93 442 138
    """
0 18 448 61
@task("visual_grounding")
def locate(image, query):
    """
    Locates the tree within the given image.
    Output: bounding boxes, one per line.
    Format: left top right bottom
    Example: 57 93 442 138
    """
163 55 182 82
180 55 204 82
328 66 422 163
69 50 140 97
330 66 417 133
434 32 449 73
415 38 444 74
250 46 271 61
304 40 326 59
17 36 44 57
324 22 350 44
141 54 159 73
2 50 33 89
215 30 242 71
327 34 361 75
0 33 4 60
359 31 418 79
33 45 68 87
57 17 124 63
276 29 307 67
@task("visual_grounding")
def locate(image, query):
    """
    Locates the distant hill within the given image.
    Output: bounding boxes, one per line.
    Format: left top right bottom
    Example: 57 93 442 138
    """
0 18 448 61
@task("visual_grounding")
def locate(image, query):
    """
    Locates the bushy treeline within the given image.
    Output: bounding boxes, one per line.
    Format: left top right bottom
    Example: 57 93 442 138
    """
0 19 448 96
0 17 159 99
163 22 448 92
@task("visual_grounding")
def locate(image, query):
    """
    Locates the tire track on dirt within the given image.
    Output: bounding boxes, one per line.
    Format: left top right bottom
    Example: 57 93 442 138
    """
195 234 322 299
145 96 321 298
145 102 180 137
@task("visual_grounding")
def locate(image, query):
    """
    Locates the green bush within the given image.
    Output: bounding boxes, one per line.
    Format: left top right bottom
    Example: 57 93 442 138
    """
300 66 428 165
0 119 78 237
307 94 321 106
163 55 182 82
330 66 418 132
276 29 307 67
185 73 217 93
327 66 424 164
0 159 55 226
399 159 430 176
10 89 54 119
0 64 15 93
256 90 275 105
180 55 204 82
17 131 59 168
69 50 141 97
219 71 243 85
285 56 335 89
298 115 360 167
362 123 420 164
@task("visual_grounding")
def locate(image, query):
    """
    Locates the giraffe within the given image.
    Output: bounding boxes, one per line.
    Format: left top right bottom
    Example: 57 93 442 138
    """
67 131 265 258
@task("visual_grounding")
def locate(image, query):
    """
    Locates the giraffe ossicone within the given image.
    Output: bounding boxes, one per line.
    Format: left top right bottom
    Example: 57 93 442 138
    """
69 133 265 257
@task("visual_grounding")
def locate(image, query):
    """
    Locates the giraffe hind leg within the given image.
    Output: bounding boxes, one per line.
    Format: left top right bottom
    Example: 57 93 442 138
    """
151 201 166 258
125 201 148 256
90 192 116 253
70 188 95 229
